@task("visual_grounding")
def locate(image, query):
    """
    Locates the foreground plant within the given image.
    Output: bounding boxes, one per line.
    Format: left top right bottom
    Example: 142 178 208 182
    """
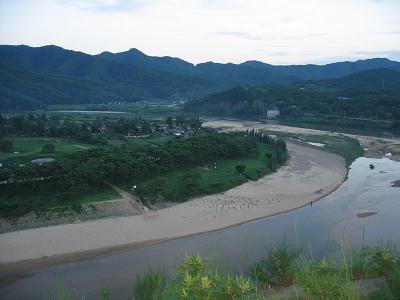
133 270 166 300
369 246 400 299
295 258 362 300
162 254 262 299
249 241 301 287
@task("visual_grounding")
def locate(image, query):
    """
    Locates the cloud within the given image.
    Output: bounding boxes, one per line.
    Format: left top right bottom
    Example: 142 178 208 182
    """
58 0 155 13
383 31 400 35
255 49 289 56
210 31 262 40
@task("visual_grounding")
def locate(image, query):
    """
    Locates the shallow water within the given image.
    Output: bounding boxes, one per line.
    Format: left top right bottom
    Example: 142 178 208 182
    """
1 157 400 300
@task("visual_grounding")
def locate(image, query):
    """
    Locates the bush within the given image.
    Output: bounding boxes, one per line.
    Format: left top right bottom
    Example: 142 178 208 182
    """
163 254 262 299
41 144 55 153
370 247 400 298
249 241 301 286
295 259 361 300
133 270 166 300
235 164 246 174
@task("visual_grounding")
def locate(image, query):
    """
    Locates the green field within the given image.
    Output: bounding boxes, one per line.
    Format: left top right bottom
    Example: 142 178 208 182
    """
46 101 185 118
132 143 282 205
0 135 177 164
0 137 98 163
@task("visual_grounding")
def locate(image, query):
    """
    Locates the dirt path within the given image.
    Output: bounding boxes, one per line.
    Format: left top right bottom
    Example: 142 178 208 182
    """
107 183 145 213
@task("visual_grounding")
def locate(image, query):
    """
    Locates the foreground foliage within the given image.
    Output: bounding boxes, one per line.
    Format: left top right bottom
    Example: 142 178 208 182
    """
136 255 262 300
52 244 400 299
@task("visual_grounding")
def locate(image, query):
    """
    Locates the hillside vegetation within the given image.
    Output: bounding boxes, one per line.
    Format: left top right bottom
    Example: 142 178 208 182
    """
187 68 400 132
1 45 400 111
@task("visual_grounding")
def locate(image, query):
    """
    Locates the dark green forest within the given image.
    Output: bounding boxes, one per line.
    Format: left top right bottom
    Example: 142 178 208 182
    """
1 45 400 111
187 68 400 132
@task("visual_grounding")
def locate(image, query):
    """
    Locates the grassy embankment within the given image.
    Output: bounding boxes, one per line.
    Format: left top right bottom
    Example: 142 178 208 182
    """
126 142 282 205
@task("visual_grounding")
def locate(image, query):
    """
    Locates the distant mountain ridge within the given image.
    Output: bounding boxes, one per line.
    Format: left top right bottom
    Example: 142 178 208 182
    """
1 44 400 110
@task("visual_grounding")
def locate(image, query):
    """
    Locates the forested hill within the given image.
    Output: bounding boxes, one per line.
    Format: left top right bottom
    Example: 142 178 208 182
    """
187 68 400 122
1 44 400 111
314 68 400 93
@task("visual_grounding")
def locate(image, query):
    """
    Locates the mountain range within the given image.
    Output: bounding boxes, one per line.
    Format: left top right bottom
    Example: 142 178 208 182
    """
1 44 400 111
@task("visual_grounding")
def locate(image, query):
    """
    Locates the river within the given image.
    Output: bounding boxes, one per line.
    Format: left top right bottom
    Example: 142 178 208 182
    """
1 156 400 299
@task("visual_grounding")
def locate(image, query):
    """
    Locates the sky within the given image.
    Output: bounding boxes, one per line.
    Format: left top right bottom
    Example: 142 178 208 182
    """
0 0 400 65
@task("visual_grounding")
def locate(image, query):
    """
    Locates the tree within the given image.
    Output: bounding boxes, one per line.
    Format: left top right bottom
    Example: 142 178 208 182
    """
41 144 55 153
166 116 174 129
236 164 246 174
0 139 13 152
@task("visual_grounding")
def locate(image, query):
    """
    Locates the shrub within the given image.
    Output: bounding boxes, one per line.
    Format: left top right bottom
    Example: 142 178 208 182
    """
235 164 246 174
163 254 262 299
133 270 166 300
349 247 377 280
41 144 55 153
295 259 361 300
249 241 301 286
370 247 400 298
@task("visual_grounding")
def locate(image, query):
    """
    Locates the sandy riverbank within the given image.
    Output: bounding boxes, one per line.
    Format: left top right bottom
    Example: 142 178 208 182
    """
0 142 346 269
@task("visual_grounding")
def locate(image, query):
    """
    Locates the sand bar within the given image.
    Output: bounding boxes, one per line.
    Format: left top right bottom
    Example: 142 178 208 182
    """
0 142 346 266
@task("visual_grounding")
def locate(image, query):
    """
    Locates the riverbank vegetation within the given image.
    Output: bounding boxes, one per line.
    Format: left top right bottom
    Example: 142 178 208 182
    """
0 120 288 218
55 243 399 299
132 244 400 299
260 130 364 166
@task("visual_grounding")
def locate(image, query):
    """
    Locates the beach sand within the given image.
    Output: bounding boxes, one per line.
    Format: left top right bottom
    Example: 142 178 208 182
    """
0 142 346 267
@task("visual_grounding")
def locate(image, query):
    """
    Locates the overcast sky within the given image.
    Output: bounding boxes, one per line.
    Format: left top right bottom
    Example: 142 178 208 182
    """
1 0 399 65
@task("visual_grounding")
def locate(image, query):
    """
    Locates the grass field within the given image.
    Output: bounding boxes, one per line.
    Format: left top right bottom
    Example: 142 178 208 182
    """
46 101 185 118
131 143 281 205
0 135 176 164
0 137 98 162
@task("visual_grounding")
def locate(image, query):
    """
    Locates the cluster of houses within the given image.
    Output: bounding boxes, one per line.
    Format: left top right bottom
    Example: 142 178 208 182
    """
126 126 190 138
126 120 194 138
